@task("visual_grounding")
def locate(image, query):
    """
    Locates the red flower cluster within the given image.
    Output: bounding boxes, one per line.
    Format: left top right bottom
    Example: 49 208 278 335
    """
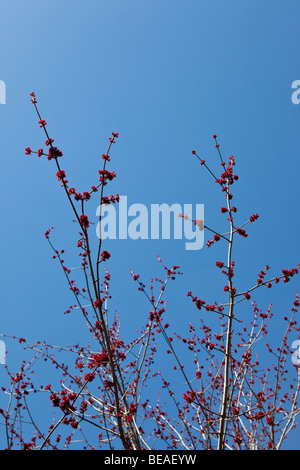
109 132 119 143
56 170 66 181
83 191 91 200
84 373 95 383
187 292 206 311
99 169 117 184
79 214 90 229
100 250 111 262
49 390 77 412
282 267 299 283
250 213 259 222
39 119 47 128
29 91 37 104
182 390 197 404
48 147 63 160
88 352 109 368
44 226 54 239
69 190 91 201
236 227 248 238
94 298 102 308
101 194 120 205
215 261 224 268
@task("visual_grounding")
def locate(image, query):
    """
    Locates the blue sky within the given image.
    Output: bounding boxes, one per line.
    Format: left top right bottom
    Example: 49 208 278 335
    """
0 0 299 449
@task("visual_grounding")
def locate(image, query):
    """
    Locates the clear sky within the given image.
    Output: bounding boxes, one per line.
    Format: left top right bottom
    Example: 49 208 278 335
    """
0 0 299 449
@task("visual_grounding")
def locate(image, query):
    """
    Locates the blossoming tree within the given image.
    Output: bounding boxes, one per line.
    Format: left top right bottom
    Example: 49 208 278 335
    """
1 93 299 450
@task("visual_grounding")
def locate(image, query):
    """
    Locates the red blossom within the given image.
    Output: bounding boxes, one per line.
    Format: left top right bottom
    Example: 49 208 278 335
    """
84 373 95 383
183 390 197 404
236 227 248 238
98 169 116 183
74 193 83 201
250 213 259 222
83 191 91 201
215 261 224 268
56 170 66 181
79 214 90 229
100 250 111 262
44 226 54 239
266 416 274 425
89 352 109 367
48 147 63 160
94 298 102 308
